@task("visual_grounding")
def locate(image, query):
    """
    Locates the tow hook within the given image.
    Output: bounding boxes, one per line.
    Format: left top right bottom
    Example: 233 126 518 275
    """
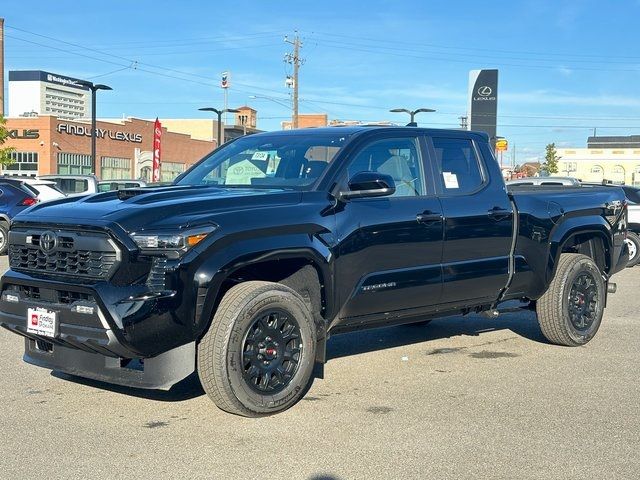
607 282 617 294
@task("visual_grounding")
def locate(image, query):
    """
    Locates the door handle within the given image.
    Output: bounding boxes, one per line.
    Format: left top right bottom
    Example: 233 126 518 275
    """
416 211 443 224
487 206 512 221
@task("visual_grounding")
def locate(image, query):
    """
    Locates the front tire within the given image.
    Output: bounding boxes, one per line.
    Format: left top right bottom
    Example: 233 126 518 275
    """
197 281 317 417
625 232 640 267
536 253 605 346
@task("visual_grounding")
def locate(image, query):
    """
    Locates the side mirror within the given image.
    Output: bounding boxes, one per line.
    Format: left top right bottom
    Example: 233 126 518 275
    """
339 171 396 200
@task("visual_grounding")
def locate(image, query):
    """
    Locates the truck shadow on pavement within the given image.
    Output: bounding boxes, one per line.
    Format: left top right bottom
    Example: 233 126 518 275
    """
326 309 545 360
51 309 543 402
51 371 206 402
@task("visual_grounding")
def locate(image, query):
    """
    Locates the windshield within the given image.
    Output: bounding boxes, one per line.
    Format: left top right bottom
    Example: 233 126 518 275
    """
177 132 350 189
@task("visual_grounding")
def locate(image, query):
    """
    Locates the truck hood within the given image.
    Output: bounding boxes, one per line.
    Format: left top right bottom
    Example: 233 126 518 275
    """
14 185 303 232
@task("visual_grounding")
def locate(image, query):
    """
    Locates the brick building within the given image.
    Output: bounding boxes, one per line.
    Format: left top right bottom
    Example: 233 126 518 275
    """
281 113 328 130
3 116 214 182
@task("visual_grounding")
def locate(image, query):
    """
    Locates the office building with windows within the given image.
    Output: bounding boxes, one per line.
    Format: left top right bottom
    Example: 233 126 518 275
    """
8 70 92 120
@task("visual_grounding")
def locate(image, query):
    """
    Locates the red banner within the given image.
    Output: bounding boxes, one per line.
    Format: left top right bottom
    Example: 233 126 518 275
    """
152 118 162 182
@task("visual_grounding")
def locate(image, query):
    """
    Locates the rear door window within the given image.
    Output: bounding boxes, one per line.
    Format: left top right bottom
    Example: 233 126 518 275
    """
431 137 486 194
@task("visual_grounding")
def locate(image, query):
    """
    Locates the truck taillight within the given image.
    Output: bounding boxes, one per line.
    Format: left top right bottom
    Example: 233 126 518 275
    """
20 197 38 206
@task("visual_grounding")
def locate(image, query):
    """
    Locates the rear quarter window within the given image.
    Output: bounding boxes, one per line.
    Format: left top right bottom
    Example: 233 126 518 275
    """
20 183 39 196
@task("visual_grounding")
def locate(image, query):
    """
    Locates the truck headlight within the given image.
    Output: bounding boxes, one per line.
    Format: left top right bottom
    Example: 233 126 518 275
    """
131 226 216 253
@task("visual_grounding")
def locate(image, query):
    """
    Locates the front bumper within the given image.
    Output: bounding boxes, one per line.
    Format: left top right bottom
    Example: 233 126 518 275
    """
23 337 195 390
0 269 197 389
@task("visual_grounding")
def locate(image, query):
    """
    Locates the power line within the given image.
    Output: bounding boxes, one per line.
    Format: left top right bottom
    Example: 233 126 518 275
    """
309 30 640 62
5 34 214 87
311 39 640 73
6 26 282 50
311 37 635 67
87 65 135 80
7 25 640 135
83 31 284 49
6 42 283 59
6 26 218 85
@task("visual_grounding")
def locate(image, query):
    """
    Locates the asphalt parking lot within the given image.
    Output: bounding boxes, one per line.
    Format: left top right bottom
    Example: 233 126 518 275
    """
0 255 638 480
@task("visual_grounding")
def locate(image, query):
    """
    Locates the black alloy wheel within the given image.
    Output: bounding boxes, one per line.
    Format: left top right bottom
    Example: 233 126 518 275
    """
241 309 302 394
567 272 599 332
536 253 605 346
197 281 317 417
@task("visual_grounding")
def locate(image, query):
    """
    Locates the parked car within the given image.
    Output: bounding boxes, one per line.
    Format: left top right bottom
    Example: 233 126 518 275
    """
0 127 628 416
97 179 147 192
0 177 66 254
506 176 581 186
39 174 99 196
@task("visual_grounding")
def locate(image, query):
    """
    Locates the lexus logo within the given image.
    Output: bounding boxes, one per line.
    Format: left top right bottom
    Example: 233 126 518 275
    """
477 86 493 96
39 231 58 254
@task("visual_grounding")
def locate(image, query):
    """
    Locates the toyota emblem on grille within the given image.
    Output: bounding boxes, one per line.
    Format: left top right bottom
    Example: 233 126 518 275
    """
39 231 58 254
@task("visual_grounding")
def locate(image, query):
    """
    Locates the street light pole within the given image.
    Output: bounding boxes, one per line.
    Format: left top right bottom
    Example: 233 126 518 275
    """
78 81 112 176
198 107 240 146
389 107 436 127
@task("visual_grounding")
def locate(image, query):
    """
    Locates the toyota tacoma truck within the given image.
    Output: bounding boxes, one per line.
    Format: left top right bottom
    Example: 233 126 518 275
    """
0 126 629 417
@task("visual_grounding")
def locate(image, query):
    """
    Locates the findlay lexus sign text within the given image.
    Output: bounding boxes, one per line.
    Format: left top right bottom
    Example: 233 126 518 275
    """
56 123 143 143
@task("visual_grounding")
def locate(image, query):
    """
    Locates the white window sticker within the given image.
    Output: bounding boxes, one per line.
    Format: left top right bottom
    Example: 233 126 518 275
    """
443 171 459 189
225 159 266 185
251 151 270 161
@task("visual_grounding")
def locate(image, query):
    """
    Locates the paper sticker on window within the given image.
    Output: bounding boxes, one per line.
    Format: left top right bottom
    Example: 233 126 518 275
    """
251 151 270 161
225 159 266 185
443 172 459 189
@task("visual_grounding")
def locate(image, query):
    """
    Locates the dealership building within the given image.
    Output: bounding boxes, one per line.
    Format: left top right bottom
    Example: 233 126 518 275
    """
556 135 640 186
3 116 214 181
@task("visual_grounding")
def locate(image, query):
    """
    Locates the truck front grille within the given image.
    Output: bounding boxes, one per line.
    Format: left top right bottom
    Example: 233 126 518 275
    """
8 228 120 281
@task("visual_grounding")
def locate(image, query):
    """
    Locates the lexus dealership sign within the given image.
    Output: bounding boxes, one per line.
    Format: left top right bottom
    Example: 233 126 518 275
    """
468 69 499 146
56 123 143 143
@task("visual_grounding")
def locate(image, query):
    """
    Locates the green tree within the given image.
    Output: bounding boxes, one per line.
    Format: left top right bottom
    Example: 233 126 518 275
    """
0 116 16 169
542 143 560 175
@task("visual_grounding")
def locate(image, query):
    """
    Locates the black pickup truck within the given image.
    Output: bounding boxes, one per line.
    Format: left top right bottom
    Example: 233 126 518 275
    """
0 127 629 416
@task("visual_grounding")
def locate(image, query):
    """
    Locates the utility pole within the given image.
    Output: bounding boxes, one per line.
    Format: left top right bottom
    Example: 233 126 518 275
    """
285 32 303 129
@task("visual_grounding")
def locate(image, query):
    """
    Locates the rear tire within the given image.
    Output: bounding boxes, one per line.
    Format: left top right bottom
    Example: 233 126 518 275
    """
625 232 640 267
536 253 605 346
197 281 317 417
0 223 9 255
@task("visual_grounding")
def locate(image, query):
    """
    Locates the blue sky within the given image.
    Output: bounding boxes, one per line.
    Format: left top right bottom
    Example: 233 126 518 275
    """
3 0 640 164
